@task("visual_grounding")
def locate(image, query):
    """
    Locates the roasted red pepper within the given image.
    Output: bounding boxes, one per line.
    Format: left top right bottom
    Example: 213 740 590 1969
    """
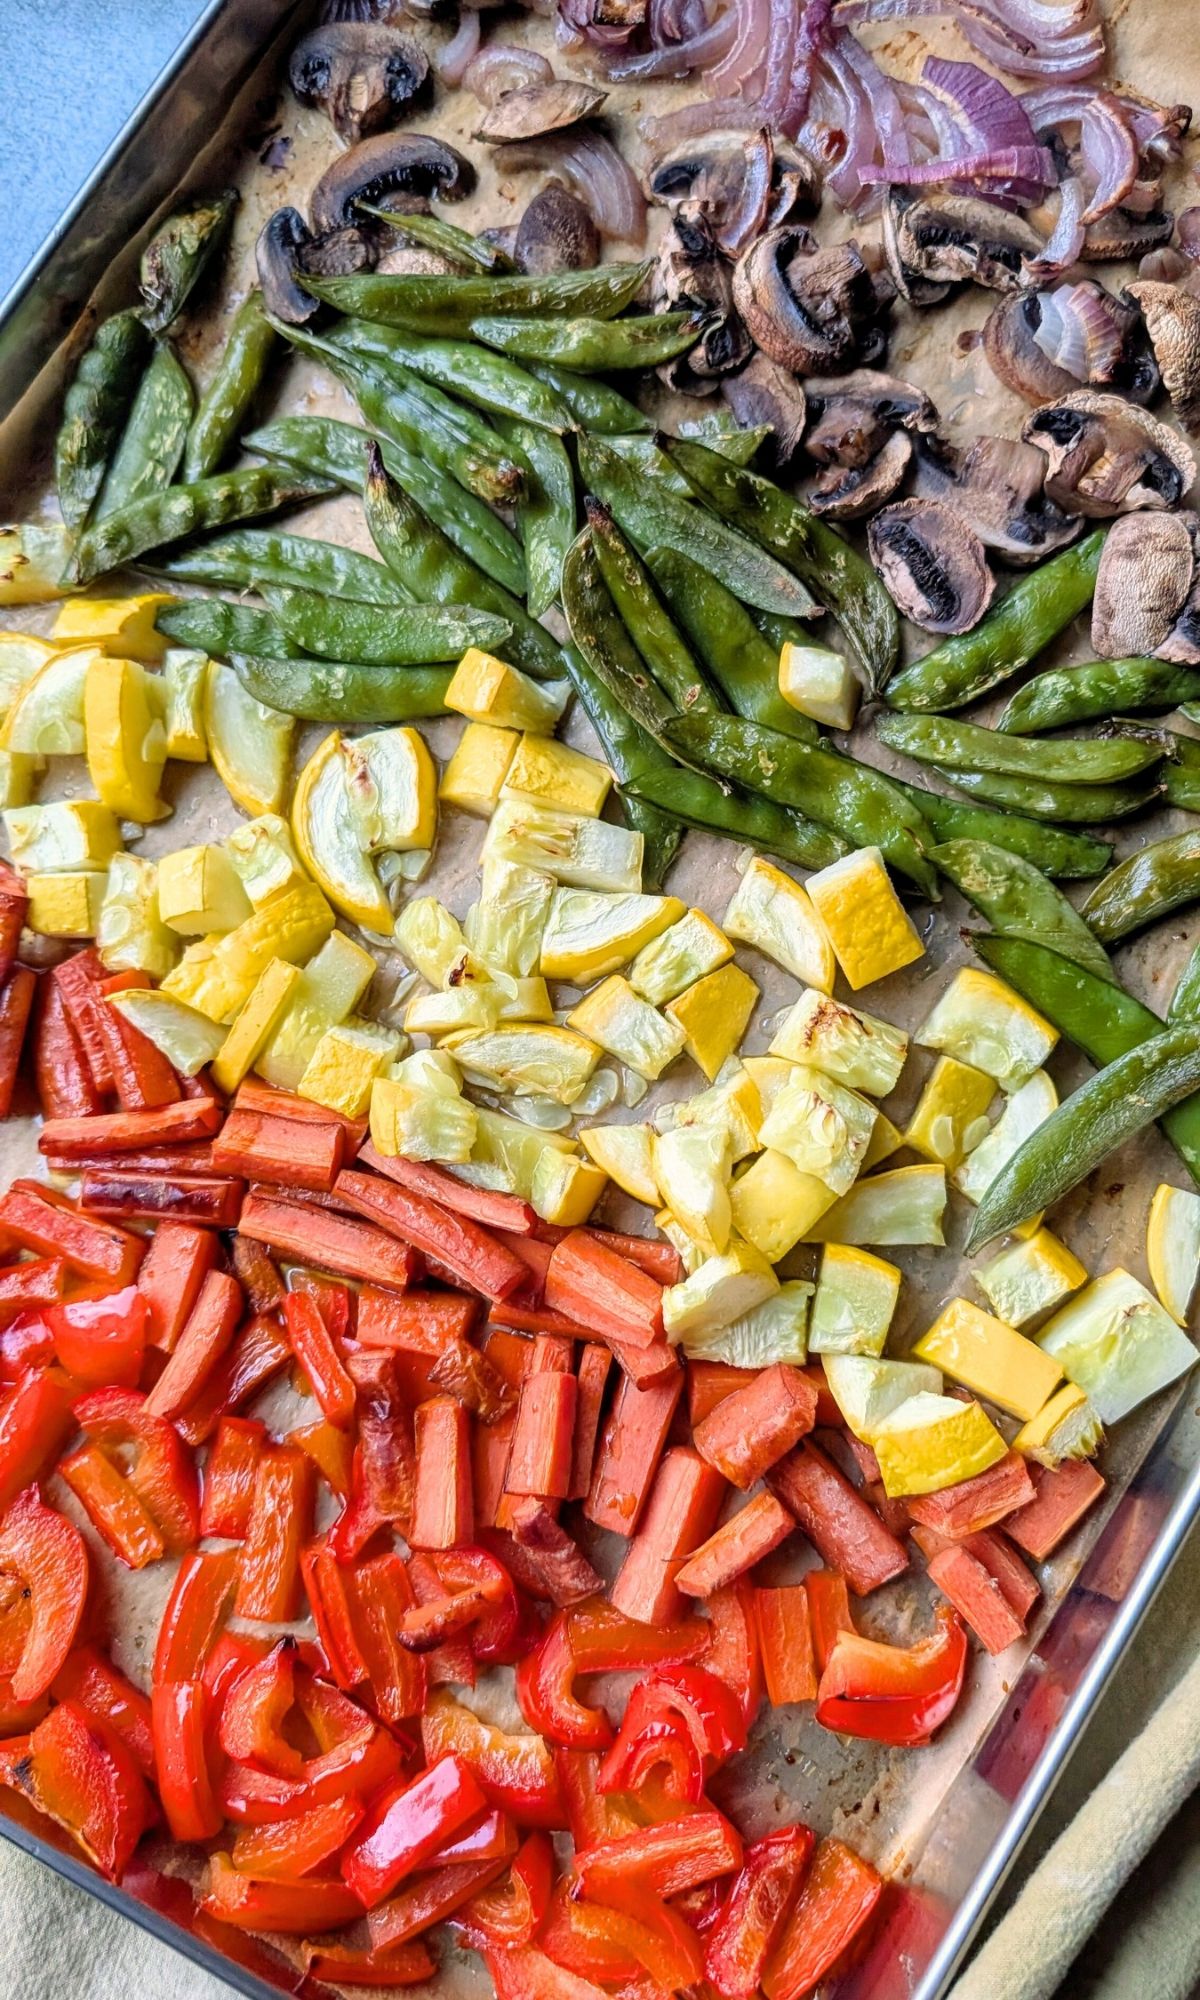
570 1885 705 1991
0 1487 88 1701
421 1689 565 1829
453 1830 554 1948
52 1646 155 1780
153 1548 238 1684
48 1285 147 1387
0 1367 76 1511
341 1751 487 1906
218 1640 303 1776
704 1825 815 2000
152 1679 223 1842
554 1747 639 1851
231 1795 365 1880
303 1938 436 1988
60 1441 166 1569
804 1569 855 1673
201 1851 363 1933
573 1810 743 1902
283 1288 355 1427
598 1665 746 1804
234 1445 314 1623
515 1608 612 1751
763 1836 883 2000
815 1606 968 1747
219 1720 402 1827
75 1386 200 1556
200 1416 266 1540
13 1697 152 1878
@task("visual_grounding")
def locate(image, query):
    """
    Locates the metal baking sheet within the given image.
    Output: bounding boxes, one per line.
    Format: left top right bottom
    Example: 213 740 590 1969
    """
1 1 1200 1994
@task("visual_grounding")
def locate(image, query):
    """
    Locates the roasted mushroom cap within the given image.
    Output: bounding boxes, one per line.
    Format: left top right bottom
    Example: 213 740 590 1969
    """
296 223 376 280
1091 510 1199 658
1127 280 1200 433
650 211 751 392
720 352 808 466
1156 516 1200 664
310 132 474 231
913 434 1082 565
982 286 1159 406
290 24 429 144
732 225 891 375
811 431 913 519
647 129 818 258
473 80 606 143
868 499 994 635
1023 390 1197 516
804 369 937 467
884 191 1043 301
257 207 320 324
514 184 600 273
1081 204 1174 262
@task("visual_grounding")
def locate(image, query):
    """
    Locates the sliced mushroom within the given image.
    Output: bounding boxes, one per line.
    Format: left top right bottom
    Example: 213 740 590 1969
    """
320 1 407 19
647 129 818 258
811 431 912 519
1127 280 1200 433
473 80 606 143
867 499 994 635
1080 204 1174 262
310 132 474 231
1023 390 1196 516
1091 510 1198 658
804 370 937 468
256 207 319 324
514 184 600 273
290 24 429 144
720 352 808 466
1157 516 1200 663
296 224 376 279
732 226 891 376
884 191 1043 301
912 434 1080 566
982 284 1160 406
649 210 750 392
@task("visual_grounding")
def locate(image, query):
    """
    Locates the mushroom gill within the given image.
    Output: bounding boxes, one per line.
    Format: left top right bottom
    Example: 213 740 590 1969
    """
289 23 429 144
732 225 891 376
1022 391 1197 517
913 435 1082 565
310 132 474 232
867 499 994 635
883 191 1043 301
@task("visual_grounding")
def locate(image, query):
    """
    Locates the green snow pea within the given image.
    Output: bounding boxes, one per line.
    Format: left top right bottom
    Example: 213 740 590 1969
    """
354 205 514 272
156 599 298 658
303 261 651 333
1081 828 1200 942
617 793 686 890
939 766 1162 823
55 311 152 530
70 466 335 587
999 659 1200 735
333 320 572 432
587 506 716 717
888 776 1111 877
471 310 703 371
184 292 278 482
496 413 575 619
138 189 236 333
263 585 510 665
152 528 409 604
877 711 1164 785
232 655 452 723
98 342 194 514
644 544 817 742
527 360 650 434
930 838 1114 980
1168 938 1200 1021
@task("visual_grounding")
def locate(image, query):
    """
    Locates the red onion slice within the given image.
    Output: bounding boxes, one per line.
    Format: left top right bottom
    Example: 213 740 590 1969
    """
1078 92 1139 224
834 0 1105 81
438 11 483 86
1027 172 1086 278
604 1 739 80
499 130 648 240
708 0 773 93
464 43 554 102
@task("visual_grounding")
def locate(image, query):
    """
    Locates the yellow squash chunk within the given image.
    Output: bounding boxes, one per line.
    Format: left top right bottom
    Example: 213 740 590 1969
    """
807 1164 947 1246
211 959 302 1095
861 1111 903 1173
740 1055 798 1122
722 856 833 990
580 1122 659 1206
484 798 642 894
255 928 376 1088
206 661 293 817
655 1211 706 1275
51 592 172 661
467 856 554 980
540 890 685 984
975 1229 1087 1329
157 845 253 935
569 976 685 1081
293 730 392 933
406 987 503 1039
653 1123 732 1256
667 1065 762 1161
918 968 1057 1092
915 1295 1061 1422
0 524 72 605
629 908 731 1006
0 753 39 810
663 1240 779 1342
109 989 224 1076
729 1149 834 1263
1146 1182 1200 1323
160 648 209 761
666 961 759 1082
225 814 306 909
370 1077 477 1164
954 1068 1057 1222
495 976 554 1024
445 648 569 732
2 645 98 756
4 800 122 873
439 722 517 816
870 1392 1008 1498
806 847 924 991
299 1020 401 1119
1036 1268 1198 1425
778 641 859 730
904 1056 995 1171
758 1065 877 1197
823 1354 942 1438
531 1149 608 1227
769 987 907 1096
442 1024 599 1105
85 655 168 822
0 634 58 721
161 880 335 1025
1012 1381 1104 1468
679 1280 812 1367
96 855 179 980
504 734 611 817
808 1243 901 1357
397 898 472 988
27 870 107 938
342 727 437 854
461 1105 577 1199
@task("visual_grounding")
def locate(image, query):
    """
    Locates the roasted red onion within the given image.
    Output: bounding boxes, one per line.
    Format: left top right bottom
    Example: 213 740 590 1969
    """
1027 173 1086 278
437 11 482 86
834 0 1105 81
604 0 740 80
499 130 647 240
857 56 1054 197
1077 93 1138 223
1033 281 1124 378
464 43 554 101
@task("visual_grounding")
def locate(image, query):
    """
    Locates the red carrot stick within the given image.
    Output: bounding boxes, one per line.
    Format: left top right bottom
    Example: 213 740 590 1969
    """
357 1288 480 1352
906 1450 1037 1543
235 1446 315 1622
79 1171 243 1229
237 1190 418 1293
694 1364 818 1490
34 976 101 1118
584 1229 682 1286
569 1344 612 1502
145 1270 243 1419
39 1097 223 1158
95 980 181 1111
0 863 27 987
611 1447 727 1627
410 1397 474 1550
505 1373 577 1502
0 968 36 1120
911 1524 1040 1623
174 1312 290 1446
766 1443 909 1598
804 1570 854 1673
43 1143 221 1175
677 1493 795 1599
543 1231 664 1348
687 1362 755 1429
136 1222 217 1353
754 1586 818 1703
213 1109 344 1194
335 1169 528 1303
235 1077 366 1150
0 1185 143 1285
1004 1460 1105 1562
585 1371 683 1538
358 1143 537 1235
0 1257 67 1328
927 1545 1026 1655
52 951 115 1095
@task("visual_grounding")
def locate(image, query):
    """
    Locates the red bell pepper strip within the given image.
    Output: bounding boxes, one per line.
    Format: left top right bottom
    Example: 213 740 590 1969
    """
219 1640 302 1774
200 1416 266 1540
74 1386 200 1555
927 1544 1026 1655
515 1609 612 1751
599 1710 703 1807
804 1570 855 1673
553 1748 639 1851
906 1449 1037 1542
422 1688 565 1828
289 1417 354 1498
60 1441 166 1569
694 1362 818 1489
288 1269 355 1340
144 1268 243 1420
605 1664 748 1789
410 1395 473 1550
568 1594 710 1674
341 1751 488 1907
152 1679 223 1841
174 1310 290 1447
453 1830 554 1948
78 1169 243 1229
585 1370 683 1538
484 1945 613 2000
239 1190 419 1293
569 1342 611 1502
767 1443 909 1597
303 1940 436 1989
763 1837 884 2000
418 1548 520 1664
202 1851 363 1933
135 1221 217 1354
0 968 35 1120
336 1167 529 1302
235 1445 315 1623
213 1108 344 1193
704 1825 816 2000
52 1646 155 1780
506 1370 577 1501
537 1882 645 1982
434 1808 518 1865
574 1810 743 1902
755 1587 818 1705
815 1606 968 1747
219 1721 401 1826
0 1368 76 1510
0 1258 68 1330
573 1888 705 1991
231 1794 365 1879
357 1285 480 1350
677 1492 796 1598
505 1499 603 1608
0 1186 143 1286
19 1697 152 1879
358 1142 538 1234
33 976 101 1119
300 1540 370 1690
49 1284 146 1387
611 1447 727 1628
0 1313 55 1383
0 1488 88 1701
153 1548 239 1683
0 865 27 988
544 1230 664 1348
282 1288 354 1426
365 1855 510 1951
352 1552 429 1724
39 1098 223 1159
703 1581 764 1728
1004 1459 1106 1561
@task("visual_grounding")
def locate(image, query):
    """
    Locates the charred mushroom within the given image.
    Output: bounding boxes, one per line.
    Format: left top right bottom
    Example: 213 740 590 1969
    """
1127 280 1200 432
810 432 913 519
649 211 751 391
913 435 1081 564
647 129 818 258
473 80 606 143
1091 510 1198 657
257 207 320 324
289 24 429 144
296 224 376 279
721 352 808 466
1081 204 1174 262
1023 390 1196 516
884 191 1043 302
983 283 1160 406
514 184 600 273
868 499 994 635
801 371 936 518
310 132 474 231
732 226 891 376
320 1 406 19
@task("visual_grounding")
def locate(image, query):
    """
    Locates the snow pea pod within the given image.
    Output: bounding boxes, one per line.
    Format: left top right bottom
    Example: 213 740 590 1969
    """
471 310 703 371
526 360 650 434
877 711 1164 784
666 710 937 895
184 292 278 482
152 529 409 605
615 791 685 891
578 435 815 620
495 413 574 620
930 838 1114 981
1140 723 1200 812
355 205 514 272
363 449 563 679
304 261 652 333
70 466 335 587
587 506 716 717
661 437 899 696
889 529 1105 714
232 655 452 723
966 1018 1200 1251
244 414 525 596
98 342 194 515
156 599 298 658
1080 828 1200 943
999 658 1200 735
263 585 510 665
139 190 236 334
334 320 572 432
1168 938 1200 1020
55 311 152 530
940 766 1162 823
645 544 817 742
